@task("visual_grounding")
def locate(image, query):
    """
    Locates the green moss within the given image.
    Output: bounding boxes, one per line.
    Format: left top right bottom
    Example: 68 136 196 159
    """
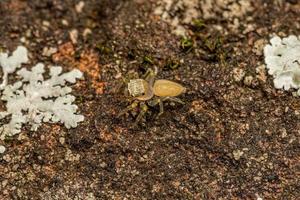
199 32 230 66
180 38 193 52
192 19 206 31
204 35 223 52
142 55 154 65
95 43 112 54
3 135 14 143
164 58 180 70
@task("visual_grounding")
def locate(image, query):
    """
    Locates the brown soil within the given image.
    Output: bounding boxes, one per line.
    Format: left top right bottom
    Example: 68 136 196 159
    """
0 0 299 199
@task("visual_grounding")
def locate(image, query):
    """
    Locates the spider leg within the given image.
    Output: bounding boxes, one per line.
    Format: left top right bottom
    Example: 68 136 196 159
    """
114 75 129 94
117 101 139 117
148 97 164 118
162 96 185 105
115 72 139 94
143 67 158 86
133 102 148 127
157 98 164 118
157 96 184 117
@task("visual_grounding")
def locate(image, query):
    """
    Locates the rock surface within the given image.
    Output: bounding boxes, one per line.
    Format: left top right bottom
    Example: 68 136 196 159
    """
0 0 299 199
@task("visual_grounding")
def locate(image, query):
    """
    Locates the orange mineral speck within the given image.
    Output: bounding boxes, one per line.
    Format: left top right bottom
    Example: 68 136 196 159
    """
52 42 105 94
5 0 28 13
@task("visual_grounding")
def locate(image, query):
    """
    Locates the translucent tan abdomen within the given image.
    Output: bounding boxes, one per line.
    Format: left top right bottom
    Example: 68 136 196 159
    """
153 80 186 97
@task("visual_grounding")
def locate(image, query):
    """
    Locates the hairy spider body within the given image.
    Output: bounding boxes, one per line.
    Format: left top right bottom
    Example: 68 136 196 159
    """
118 68 186 127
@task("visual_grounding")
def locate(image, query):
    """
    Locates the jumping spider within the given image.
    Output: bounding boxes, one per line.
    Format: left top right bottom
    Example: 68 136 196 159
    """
118 68 186 127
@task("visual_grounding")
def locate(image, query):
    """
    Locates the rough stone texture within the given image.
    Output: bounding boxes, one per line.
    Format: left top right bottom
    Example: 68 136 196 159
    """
0 0 299 199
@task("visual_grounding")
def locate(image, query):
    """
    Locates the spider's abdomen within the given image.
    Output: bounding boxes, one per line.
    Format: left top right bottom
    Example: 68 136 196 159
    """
153 80 185 97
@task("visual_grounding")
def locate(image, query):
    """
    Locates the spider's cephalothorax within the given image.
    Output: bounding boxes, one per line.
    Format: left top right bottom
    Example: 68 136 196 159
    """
118 68 186 127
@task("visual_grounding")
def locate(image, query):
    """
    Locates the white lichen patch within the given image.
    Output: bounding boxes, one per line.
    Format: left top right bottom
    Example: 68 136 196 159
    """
201 0 253 20
154 0 200 36
264 35 300 94
154 0 254 36
0 46 84 140
0 46 28 90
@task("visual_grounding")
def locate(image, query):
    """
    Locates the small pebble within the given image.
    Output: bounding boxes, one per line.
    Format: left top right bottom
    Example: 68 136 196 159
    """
0 145 6 154
233 150 244 160
75 1 85 13
42 47 58 57
244 75 254 86
62 19 69 26
69 29 78 44
233 68 245 82
59 137 65 145
83 28 92 38
42 21 50 27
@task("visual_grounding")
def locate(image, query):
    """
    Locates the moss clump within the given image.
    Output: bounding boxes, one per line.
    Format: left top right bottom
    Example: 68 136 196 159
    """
180 38 193 52
192 19 206 31
95 43 112 54
164 58 180 70
142 55 154 65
